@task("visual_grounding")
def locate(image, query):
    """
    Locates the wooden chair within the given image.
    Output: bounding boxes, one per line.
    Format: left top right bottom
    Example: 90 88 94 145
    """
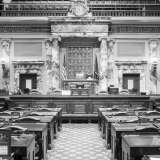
0 118 5 122
145 111 160 116
2 125 28 133
134 107 148 111
15 117 40 123
29 113 43 116
134 126 159 133
125 118 139 123
113 112 127 116
138 117 150 123
39 108 52 112
10 107 24 111
0 111 11 116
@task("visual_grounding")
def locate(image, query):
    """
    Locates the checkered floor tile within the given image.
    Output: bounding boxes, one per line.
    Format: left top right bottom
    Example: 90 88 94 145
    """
46 123 111 160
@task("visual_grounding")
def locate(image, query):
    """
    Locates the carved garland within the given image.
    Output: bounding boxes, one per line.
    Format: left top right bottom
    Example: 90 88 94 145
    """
115 60 147 92
12 61 44 93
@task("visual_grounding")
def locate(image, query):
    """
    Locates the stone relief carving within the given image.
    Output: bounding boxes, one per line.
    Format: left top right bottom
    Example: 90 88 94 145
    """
67 0 92 17
115 60 147 92
1 39 12 91
148 39 159 94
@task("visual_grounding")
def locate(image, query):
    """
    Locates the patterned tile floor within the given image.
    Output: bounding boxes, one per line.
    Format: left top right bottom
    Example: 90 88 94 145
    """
46 123 111 160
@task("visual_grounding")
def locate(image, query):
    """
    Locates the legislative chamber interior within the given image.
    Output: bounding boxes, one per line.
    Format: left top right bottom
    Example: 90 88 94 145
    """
0 0 160 160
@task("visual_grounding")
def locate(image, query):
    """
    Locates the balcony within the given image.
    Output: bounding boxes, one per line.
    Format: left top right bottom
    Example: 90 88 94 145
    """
0 0 160 17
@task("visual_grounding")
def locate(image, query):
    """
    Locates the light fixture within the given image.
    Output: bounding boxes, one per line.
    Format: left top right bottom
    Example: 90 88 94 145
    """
1 57 6 70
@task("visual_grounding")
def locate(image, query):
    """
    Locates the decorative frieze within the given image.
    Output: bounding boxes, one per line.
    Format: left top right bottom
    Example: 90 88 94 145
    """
148 39 159 94
12 60 44 94
115 60 147 92
1 39 12 91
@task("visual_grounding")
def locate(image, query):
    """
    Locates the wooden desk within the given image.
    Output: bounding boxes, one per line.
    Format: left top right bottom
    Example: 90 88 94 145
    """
104 116 138 149
11 134 35 160
111 123 155 160
8 95 150 114
98 108 112 131
30 112 58 139
39 108 62 131
122 134 160 160
2 123 48 160
71 88 90 96
24 116 54 150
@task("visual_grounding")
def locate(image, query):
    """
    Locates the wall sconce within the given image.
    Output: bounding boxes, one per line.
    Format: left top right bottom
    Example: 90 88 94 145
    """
150 57 158 70
1 57 6 70
1 57 9 78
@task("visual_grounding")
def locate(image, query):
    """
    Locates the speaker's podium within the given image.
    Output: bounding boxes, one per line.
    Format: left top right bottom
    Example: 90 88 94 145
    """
71 84 90 96
63 73 98 95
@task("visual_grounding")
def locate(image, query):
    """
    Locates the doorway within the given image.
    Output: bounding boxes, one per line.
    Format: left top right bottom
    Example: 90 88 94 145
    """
19 74 37 93
123 74 140 93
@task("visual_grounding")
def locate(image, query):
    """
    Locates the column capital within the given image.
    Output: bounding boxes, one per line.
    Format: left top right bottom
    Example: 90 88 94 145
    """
148 38 159 44
51 36 61 42
1 39 12 49
98 37 108 42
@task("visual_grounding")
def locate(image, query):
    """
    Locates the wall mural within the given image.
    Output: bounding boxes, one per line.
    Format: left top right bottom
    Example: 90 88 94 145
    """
115 60 147 92
67 46 92 79
13 61 44 94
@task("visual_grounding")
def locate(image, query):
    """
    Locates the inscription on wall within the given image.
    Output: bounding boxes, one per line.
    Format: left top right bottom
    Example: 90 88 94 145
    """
109 25 160 33
0 25 50 33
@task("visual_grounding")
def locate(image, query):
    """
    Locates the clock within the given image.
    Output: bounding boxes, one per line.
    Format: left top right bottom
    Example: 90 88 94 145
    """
73 4 86 17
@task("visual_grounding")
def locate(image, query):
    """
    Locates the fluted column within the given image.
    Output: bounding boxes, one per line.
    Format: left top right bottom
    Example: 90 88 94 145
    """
98 37 108 92
148 39 159 94
45 39 53 95
107 38 115 87
51 37 61 91
1 39 12 91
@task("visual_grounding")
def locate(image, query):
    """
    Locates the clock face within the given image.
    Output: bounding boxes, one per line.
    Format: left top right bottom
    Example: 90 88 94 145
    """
74 4 86 16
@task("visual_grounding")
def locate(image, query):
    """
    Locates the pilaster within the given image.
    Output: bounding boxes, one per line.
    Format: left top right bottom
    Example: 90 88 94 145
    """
1 38 12 92
45 37 61 95
148 39 159 94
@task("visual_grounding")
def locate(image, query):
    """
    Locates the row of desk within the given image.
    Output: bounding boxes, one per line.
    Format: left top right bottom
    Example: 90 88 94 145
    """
98 107 160 160
0 107 62 160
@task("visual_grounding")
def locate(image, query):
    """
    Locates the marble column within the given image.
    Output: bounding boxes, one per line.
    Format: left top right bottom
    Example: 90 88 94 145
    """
98 37 108 92
45 39 53 95
107 38 115 87
45 37 61 95
148 39 159 94
1 39 12 92
51 37 61 91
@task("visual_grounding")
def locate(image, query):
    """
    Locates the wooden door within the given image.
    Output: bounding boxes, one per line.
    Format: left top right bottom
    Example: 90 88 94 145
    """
123 74 140 93
20 74 37 93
